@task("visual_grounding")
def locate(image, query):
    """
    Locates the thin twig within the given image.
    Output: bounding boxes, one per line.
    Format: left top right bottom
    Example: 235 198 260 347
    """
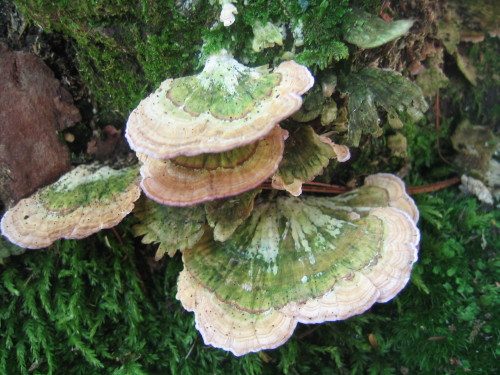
259 177 461 195
406 177 461 195
259 180 350 194
185 337 197 359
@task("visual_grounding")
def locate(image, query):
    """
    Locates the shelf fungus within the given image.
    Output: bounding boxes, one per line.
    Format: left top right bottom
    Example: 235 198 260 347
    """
137 126 288 206
272 126 350 196
125 51 313 159
340 67 428 146
0 164 140 249
219 1 238 27
343 9 414 49
133 197 206 259
176 174 419 356
205 189 261 242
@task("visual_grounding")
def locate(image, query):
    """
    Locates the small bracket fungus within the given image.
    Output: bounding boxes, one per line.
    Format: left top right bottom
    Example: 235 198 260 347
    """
387 132 408 158
205 189 261 242
451 120 499 201
126 52 313 159
343 9 414 49
459 175 494 205
0 164 140 249
272 126 350 196
219 1 238 27
176 173 419 355
137 126 288 206
340 67 428 146
133 197 206 260
292 86 324 123
252 21 284 52
357 173 419 223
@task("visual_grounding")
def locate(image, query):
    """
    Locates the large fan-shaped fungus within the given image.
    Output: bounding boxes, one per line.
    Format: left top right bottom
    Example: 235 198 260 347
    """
176 174 419 356
0 164 140 249
126 51 313 159
137 126 287 206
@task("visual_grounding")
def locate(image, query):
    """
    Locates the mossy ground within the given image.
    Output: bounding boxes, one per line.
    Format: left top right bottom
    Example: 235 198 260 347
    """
1 0 499 374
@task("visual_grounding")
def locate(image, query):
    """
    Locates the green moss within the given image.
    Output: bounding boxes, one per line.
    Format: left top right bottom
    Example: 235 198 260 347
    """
458 37 500 125
14 0 213 122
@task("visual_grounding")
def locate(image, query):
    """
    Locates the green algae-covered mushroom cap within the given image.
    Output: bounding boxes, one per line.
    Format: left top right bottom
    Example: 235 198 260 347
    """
126 52 314 159
176 174 419 356
0 164 140 249
205 189 261 242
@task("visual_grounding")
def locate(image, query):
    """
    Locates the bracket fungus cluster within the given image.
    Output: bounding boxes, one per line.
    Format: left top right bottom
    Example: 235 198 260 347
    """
0 164 140 249
121 51 420 356
0 41 423 359
176 173 419 355
126 51 314 206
